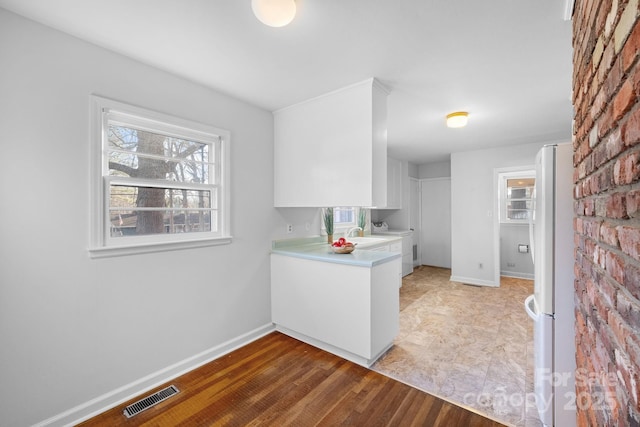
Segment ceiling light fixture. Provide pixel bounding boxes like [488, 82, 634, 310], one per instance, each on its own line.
[446, 111, 469, 128]
[252, 0, 297, 27]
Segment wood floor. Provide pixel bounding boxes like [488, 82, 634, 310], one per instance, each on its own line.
[79, 332, 505, 426]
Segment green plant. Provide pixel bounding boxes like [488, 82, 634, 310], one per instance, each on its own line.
[357, 209, 367, 229]
[323, 207, 334, 235]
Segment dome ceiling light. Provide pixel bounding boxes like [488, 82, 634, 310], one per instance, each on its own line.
[446, 111, 469, 128]
[251, 0, 297, 27]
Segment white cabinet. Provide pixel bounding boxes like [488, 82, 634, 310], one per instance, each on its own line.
[271, 253, 400, 367]
[384, 157, 402, 209]
[372, 231, 413, 277]
[401, 234, 413, 276]
[273, 78, 389, 207]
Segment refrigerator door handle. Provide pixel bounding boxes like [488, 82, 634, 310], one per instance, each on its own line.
[528, 186, 536, 264]
[525, 294, 537, 320]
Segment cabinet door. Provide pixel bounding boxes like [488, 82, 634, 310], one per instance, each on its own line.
[273, 78, 388, 207]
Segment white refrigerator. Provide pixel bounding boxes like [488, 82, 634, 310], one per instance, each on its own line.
[524, 143, 576, 427]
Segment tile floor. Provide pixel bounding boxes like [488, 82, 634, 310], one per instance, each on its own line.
[372, 265, 542, 427]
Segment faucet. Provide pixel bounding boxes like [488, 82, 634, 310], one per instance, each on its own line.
[344, 227, 362, 238]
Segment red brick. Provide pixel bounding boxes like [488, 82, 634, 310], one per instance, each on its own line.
[599, 101, 616, 138]
[614, 152, 640, 185]
[585, 218, 602, 239]
[622, 106, 640, 147]
[614, 348, 640, 410]
[617, 290, 640, 337]
[628, 190, 640, 218]
[623, 18, 640, 73]
[586, 198, 597, 216]
[606, 128, 625, 159]
[613, 77, 636, 122]
[601, 274, 619, 307]
[601, 221, 620, 247]
[605, 51, 624, 97]
[598, 163, 614, 192]
[629, 340, 640, 380]
[624, 263, 640, 301]
[606, 250, 626, 283]
[609, 309, 631, 350]
[607, 192, 628, 218]
[618, 226, 640, 261]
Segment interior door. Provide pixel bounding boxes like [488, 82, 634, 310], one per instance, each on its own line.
[420, 178, 451, 268]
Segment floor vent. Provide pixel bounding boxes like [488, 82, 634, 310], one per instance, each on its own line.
[123, 385, 179, 418]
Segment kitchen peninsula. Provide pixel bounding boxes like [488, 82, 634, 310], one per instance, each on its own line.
[271, 236, 401, 367]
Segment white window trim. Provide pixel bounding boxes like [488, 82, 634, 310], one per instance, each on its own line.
[89, 95, 231, 258]
[498, 169, 535, 224]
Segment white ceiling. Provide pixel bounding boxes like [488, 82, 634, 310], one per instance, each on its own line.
[0, 0, 573, 164]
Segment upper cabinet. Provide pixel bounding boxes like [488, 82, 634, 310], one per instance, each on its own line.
[385, 157, 403, 209]
[274, 78, 389, 207]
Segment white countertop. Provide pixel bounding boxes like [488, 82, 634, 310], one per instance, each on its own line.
[271, 236, 401, 267]
[372, 229, 413, 237]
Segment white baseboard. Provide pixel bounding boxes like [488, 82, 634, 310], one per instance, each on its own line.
[500, 271, 534, 280]
[35, 323, 275, 427]
[274, 325, 390, 368]
[449, 275, 498, 287]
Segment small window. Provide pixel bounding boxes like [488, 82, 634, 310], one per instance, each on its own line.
[333, 207, 356, 227]
[90, 96, 231, 257]
[500, 171, 535, 223]
[321, 207, 367, 236]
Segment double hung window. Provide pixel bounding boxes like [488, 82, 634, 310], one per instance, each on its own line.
[90, 96, 231, 257]
[499, 171, 535, 223]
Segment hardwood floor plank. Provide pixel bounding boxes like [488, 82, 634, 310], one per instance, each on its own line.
[79, 332, 505, 427]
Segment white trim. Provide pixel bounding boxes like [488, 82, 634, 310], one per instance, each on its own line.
[498, 169, 535, 224]
[450, 275, 499, 288]
[90, 95, 232, 255]
[88, 236, 233, 258]
[493, 165, 535, 289]
[34, 324, 275, 427]
[563, 0, 574, 21]
[500, 271, 535, 280]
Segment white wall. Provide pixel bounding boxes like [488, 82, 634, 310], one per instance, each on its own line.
[0, 9, 285, 426]
[500, 224, 534, 279]
[418, 160, 451, 179]
[450, 141, 548, 286]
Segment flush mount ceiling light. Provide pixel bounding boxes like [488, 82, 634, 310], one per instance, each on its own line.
[446, 111, 469, 128]
[252, 0, 297, 27]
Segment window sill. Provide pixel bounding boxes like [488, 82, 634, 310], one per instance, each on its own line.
[89, 236, 233, 259]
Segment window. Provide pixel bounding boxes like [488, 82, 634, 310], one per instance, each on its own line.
[90, 96, 231, 257]
[499, 171, 535, 223]
[333, 207, 356, 227]
[321, 207, 368, 235]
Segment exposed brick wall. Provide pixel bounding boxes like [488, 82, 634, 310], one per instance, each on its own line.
[573, 0, 640, 425]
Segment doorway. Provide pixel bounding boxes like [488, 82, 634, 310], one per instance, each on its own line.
[494, 167, 535, 281]
[420, 178, 451, 268]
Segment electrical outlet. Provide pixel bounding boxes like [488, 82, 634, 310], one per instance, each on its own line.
[507, 262, 516, 268]
[286, 224, 293, 233]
